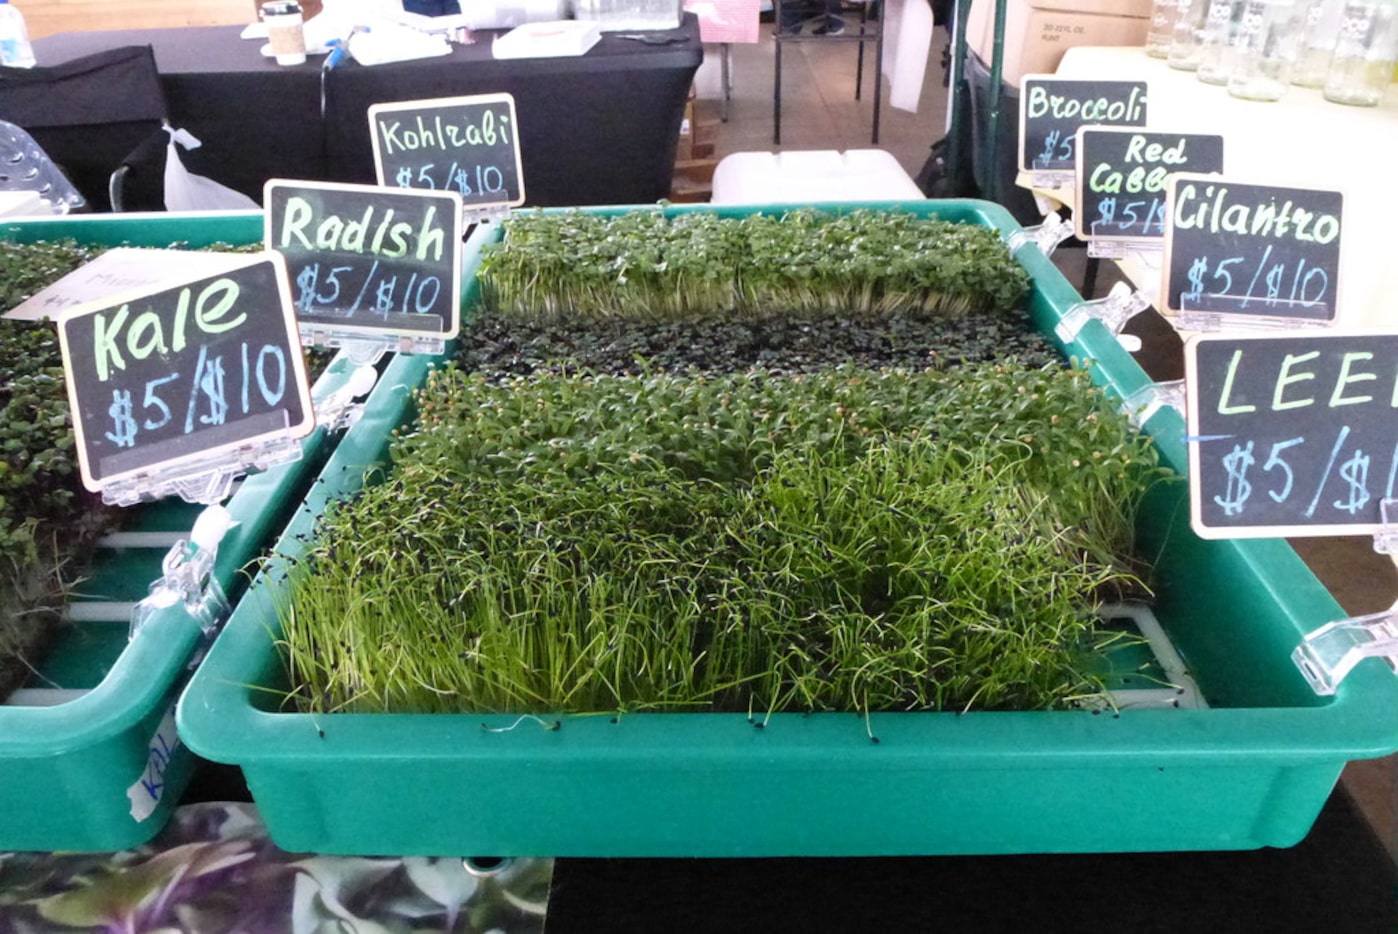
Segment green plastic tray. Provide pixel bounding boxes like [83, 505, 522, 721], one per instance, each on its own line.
[0, 212, 355, 852]
[178, 201, 1398, 857]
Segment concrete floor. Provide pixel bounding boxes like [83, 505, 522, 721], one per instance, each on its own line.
[687, 19, 1396, 863]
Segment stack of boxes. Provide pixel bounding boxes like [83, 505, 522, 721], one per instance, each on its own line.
[965, 0, 1152, 85]
[671, 85, 721, 202]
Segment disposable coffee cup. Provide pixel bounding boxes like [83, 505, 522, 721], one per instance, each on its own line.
[262, 1, 306, 66]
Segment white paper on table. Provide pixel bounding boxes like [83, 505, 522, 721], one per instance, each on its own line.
[5, 249, 256, 322]
[881, 0, 935, 114]
[348, 20, 454, 65]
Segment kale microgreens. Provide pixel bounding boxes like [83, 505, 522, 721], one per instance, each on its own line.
[0, 238, 284, 700]
[0, 241, 106, 699]
[274, 209, 1171, 718]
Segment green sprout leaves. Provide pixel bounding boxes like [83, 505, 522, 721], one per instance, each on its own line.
[283, 364, 1164, 717]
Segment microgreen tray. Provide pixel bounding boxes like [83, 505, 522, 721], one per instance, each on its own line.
[0, 211, 355, 852]
[177, 201, 1398, 857]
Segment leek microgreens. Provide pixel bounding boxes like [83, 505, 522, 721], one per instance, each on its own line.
[280, 363, 1166, 717]
[475, 209, 1030, 324]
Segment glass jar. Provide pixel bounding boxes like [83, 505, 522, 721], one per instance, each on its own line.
[1293, 0, 1347, 86]
[1323, 0, 1398, 104]
[1197, 0, 1244, 84]
[1169, 0, 1213, 68]
[1227, 0, 1304, 99]
[1147, 0, 1181, 57]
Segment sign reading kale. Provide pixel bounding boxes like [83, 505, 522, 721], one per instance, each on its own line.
[1017, 77, 1147, 174]
[57, 254, 314, 493]
[369, 92, 525, 211]
[265, 180, 464, 342]
[1163, 175, 1343, 321]
[1185, 331, 1398, 537]
[1074, 129, 1224, 242]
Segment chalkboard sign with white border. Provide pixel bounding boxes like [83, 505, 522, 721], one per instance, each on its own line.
[1017, 76, 1148, 175]
[1184, 330, 1398, 538]
[369, 92, 525, 211]
[57, 253, 314, 495]
[1074, 128, 1224, 242]
[1162, 174, 1343, 323]
[265, 179, 464, 343]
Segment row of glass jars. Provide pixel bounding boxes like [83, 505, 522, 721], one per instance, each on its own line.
[1146, 0, 1398, 105]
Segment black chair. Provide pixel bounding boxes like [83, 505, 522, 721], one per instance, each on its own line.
[0, 45, 167, 212]
[107, 121, 174, 213]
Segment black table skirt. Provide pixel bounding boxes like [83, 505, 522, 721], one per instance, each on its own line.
[33, 18, 703, 207]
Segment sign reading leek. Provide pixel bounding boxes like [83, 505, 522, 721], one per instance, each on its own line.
[1184, 331, 1398, 537]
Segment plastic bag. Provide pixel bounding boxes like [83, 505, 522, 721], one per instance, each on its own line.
[163, 126, 258, 212]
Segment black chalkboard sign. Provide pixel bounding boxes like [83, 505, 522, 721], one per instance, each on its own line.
[1185, 331, 1398, 537]
[369, 92, 525, 211]
[1017, 77, 1147, 174]
[1162, 175, 1343, 321]
[1074, 128, 1223, 242]
[57, 254, 314, 493]
[265, 180, 464, 342]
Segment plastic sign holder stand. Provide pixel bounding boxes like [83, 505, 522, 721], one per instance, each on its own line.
[128, 505, 233, 651]
[1087, 236, 1161, 262]
[302, 331, 446, 369]
[1007, 210, 1074, 260]
[99, 421, 304, 508]
[313, 361, 380, 434]
[1056, 280, 1151, 351]
[1030, 170, 1075, 193]
[1122, 378, 1186, 431]
[1176, 295, 1333, 334]
[1292, 498, 1398, 695]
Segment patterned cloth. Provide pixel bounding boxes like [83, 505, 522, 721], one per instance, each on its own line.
[0, 802, 551, 933]
[684, 0, 762, 43]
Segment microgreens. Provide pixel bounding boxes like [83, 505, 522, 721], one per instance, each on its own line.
[281, 363, 1165, 717]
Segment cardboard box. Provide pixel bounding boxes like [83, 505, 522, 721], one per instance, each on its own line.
[967, 0, 1150, 86]
[670, 157, 717, 202]
[677, 97, 721, 163]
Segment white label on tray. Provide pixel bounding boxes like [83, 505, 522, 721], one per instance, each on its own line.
[5, 248, 252, 322]
[127, 703, 180, 822]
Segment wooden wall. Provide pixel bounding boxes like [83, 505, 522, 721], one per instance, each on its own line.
[13, 0, 255, 39]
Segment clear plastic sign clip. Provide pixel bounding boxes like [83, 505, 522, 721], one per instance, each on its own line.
[1176, 295, 1332, 334]
[1007, 211, 1074, 259]
[1030, 169, 1075, 192]
[313, 363, 380, 433]
[1292, 498, 1398, 695]
[303, 330, 447, 366]
[464, 204, 511, 228]
[1292, 599, 1398, 697]
[128, 505, 234, 649]
[1056, 280, 1151, 349]
[100, 429, 304, 508]
[1374, 497, 1398, 556]
[1086, 238, 1163, 261]
[1121, 378, 1186, 431]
